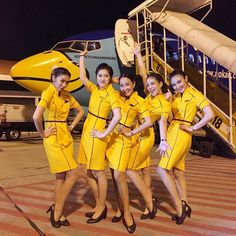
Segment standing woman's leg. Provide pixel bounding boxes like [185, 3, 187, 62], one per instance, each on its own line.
[157, 167, 182, 216]
[173, 168, 187, 201]
[173, 168, 192, 222]
[141, 166, 153, 216]
[54, 173, 66, 220]
[78, 144, 99, 213]
[141, 166, 152, 199]
[54, 167, 80, 220]
[126, 169, 154, 213]
[54, 173, 66, 203]
[114, 170, 133, 226]
[86, 170, 108, 223]
[86, 169, 99, 212]
[110, 169, 123, 219]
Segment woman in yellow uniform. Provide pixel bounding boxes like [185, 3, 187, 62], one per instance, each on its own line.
[125, 46, 172, 219]
[157, 69, 215, 224]
[77, 52, 121, 224]
[107, 74, 155, 234]
[127, 73, 171, 218]
[33, 67, 84, 228]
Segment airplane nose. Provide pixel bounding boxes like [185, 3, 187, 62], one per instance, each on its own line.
[10, 50, 82, 94]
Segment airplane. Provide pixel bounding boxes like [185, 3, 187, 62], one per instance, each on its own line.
[0, 60, 21, 90]
[0, 59, 39, 103]
[10, 16, 236, 108]
[10, 28, 129, 107]
[7, 0, 236, 157]
[9, 19, 158, 107]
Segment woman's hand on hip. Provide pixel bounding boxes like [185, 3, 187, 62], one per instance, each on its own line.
[43, 126, 57, 138]
[180, 124, 193, 133]
[90, 128, 106, 139]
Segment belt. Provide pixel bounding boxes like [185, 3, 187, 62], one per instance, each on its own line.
[88, 110, 109, 121]
[44, 120, 66, 123]
[173, 119, 192, 124]
[118, 122, 131, 129]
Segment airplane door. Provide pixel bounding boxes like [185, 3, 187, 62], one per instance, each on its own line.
[115, 19, 136, 67]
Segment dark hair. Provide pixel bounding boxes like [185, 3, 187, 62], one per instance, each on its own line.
[119, 73, 135, 83]
[95, 63, 113, 78]
[50, 67, 71, 81]
[169, 69, 187, 81]
[135, 75, 146, 98]
[147, 72, 169, 93]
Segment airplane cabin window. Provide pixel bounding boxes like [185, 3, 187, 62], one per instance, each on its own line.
[87, 42, 101, 51]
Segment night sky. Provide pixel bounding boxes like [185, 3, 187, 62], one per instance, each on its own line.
[0, 0, 235, 61]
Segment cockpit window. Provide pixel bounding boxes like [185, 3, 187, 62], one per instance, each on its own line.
[51, 40, 101, 52]
[51, 41, 73, 50]
[71, 41, 87, 51]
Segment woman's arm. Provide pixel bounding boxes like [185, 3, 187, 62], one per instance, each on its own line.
[180, 105, 215, 132]
[33, 106, 57, 138]
[190, 105, 215, 131]
[91, 107, 121, 139]
[112, 76, 119, 84]
[124, 116, 152, 137]
[79, 51, 89, 87]
[157, 116, 172, 157]
[159, 116, 168, 141]
[168, 110, 173, 124]
[67, 105, 85, 132]
[133, 43, 148, 91]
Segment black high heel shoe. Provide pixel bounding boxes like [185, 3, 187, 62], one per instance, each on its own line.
[85, 211, 95, 218]
[46, 205, 61, 228]
[60, 218, 70, 226]
[172, 214, 177, 221]
[172, 201, 192, 221]
[122, 214, 136, 234]
[140, 212, 150, 220]
[111, 212, 123, 223]
[183, 200, 192, 218]
[87, 206, 107, 224]
[176, 200, 188, 225]
[149, 197, 158, 219]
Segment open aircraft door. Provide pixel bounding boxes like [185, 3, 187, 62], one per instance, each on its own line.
[115, 19, 137, 67]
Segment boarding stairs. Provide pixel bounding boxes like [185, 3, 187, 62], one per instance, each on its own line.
[126, 0, 236, 156]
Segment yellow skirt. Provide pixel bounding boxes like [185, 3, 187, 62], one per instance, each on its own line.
[127, 128, 154, 170]
[158, 122, 192, 171]
[44, 123, 77, 173]
[106, 129, 133, 172]
[77, 113, 109, 170]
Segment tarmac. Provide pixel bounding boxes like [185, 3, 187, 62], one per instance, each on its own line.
[1, 132, 236, 236]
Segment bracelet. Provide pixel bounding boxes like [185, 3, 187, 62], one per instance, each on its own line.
[161, 139, 166, 142]
[190, 126, 195, 132]
[130, 131, 134, 136]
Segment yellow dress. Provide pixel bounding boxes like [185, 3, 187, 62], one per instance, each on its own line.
[77, 81, 120, 170]
[128, 94, 171, 170]
[158, 87, 210, 171]
[38, 84, 80, 173]
[107, 92, 150, 172]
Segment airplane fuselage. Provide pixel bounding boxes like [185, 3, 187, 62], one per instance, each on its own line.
[10, 30, 121, 107]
